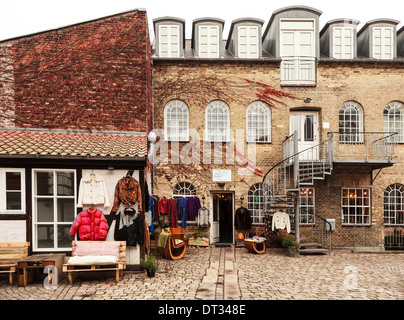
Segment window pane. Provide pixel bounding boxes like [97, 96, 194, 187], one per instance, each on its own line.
[36, 171, 53, 195]
[57, 198, 75, 222]
[37, 225, 54, 248]
[57, 171, 74, 196]
[6, 192, 21, 210]
[6, 172, 21, 190]
[58, 225, 72, 248]
[37, 198, 54, 222]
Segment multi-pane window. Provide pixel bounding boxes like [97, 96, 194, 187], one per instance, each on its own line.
[199, 25, 220, 58]
[332, 27, 354, 59]
[247, 101, 271, 142]
[33, 169, 76, 251]
[339, 101, 364, 142]
[299, 188, 315, 224]
[205, 100, 230, 142]
[248, 183, 265, 224]
[342, 188, 371, 225]
[384, 183, 404, 225]
[158, 25, 180, 58]
[173, 182, 197, 223]
[0, 168, 25, 214]
[372, 27, 394, 59]
[238, 26, 259, 58]
[383, 101, 404, 142]
[164, 100, 189, 141]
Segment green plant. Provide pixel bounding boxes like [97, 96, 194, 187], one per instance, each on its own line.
[187, 229, 207, 239]
[282, 236, 300, 255]
[140, 255, 158, 272]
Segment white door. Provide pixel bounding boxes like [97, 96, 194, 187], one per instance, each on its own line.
[210, 194, 220, 243]
[290, 111, 319, 160]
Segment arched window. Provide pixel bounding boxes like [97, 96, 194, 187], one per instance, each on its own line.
[384, 183, 404, 225]
[247, 101, 271, 142]
[248, 183, 265, 224]
[339, 101, 364, 142]
[205, 100, 230, 142]
[383, 101, 404, 142]
[172, 182, 197, 223]
[164, 100, 189, 141]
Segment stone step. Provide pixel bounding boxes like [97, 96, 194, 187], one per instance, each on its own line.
[299, 248, 329, 255]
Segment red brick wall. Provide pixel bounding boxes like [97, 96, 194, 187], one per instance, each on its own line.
[1, 10, 152, 132]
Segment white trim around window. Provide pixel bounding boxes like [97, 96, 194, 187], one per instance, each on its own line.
[342, 188, 371, 225]
[198, 25, 220, 58]
[164, 100, 190, 141]
[158, 24, 181, 58]
[246, 101, 271, 143]
[205, 100, 231, 142]
[332, 26, 354, 59]
[0, 168, 25, 214]
[238, 25, 260, 58]
[32, 169, 77, 252]
[372, 26, 394, 59]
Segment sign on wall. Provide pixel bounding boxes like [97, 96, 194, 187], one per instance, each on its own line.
[212, 169, 231, 182]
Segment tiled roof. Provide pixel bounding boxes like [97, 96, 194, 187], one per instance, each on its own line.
[0, 129, 148, 159]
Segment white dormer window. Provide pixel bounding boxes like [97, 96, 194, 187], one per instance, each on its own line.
[158, 25, 180, 58]
[372, 27, 393, 59]
[332, 27, 354, 59]
[199, 25, 220, 58]
[238, 26, 259, 58]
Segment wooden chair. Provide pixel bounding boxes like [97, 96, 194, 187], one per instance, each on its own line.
[244, 238, 266, 254]
[158, 228, 188, 260]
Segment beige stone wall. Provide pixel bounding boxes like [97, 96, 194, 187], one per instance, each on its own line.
[152, 59, 404, 247]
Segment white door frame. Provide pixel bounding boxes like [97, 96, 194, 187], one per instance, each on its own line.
[209, 191, 234, 244]
[290, 111, 319, 160]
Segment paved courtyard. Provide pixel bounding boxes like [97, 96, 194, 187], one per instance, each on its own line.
[0, 246, 403, 301]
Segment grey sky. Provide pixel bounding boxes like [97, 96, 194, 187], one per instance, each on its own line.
[0, 0, 403, 41]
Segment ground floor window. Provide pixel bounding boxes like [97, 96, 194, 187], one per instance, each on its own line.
[248, 183, 264, 224]
[32, 169, 76, 251]
[342, 188, 371, 225]
[0, 168, 25, 214]
[172, 181, 197, 223]
[384, 183, 404, 225]
[299, 188, 315, 224]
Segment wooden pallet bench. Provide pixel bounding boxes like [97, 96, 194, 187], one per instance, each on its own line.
[63, 241, 126, 284]
[0, 242, 30, 285]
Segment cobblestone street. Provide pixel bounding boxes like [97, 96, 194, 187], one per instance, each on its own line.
[1, 246, 403, 301]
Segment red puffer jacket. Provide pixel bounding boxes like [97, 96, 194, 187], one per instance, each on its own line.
[70, 207, 109, 240]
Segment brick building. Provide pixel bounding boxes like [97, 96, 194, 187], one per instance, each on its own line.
[0, 9, 152, 264]
[151, 6, 404, 251]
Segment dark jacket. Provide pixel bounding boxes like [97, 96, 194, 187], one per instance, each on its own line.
[235, 206, 252, 230]
[114, 210, 144, 246]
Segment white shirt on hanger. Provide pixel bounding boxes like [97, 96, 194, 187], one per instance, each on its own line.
[77, 173, 110, 208]
[272, 211, 291, 233]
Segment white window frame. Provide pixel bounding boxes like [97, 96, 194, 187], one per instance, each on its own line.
[198, 25, 220, 58]
[164, 100, 190, 141]
[339, 101, 364, 143]
[372, 26, 394, 59]
[248, 183, 265, 224]
[158, 25, 181, 58]
[238, 25, 260, 58]
[383, 101, 404, 143]
[246, 101, 271, 143]
[299, 188, 315, 225]
[0, 168, 25, 214]
[342, 188, 371, 226]
[384, 183, 404, 226]
[332, 26, 354, 59]
[32, 169, 77, 252]
[172, 182, 197, 224]
[205, 100, 231, 142]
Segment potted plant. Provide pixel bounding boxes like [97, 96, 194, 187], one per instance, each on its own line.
[282, 236, 300, 257]
[140, 255, 158, 277]
[187, 229, 209, 247]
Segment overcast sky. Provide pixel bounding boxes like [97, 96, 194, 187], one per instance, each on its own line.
[0, 0, 403, 41]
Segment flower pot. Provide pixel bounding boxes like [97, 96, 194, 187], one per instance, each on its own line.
[146, 269, 156, 277]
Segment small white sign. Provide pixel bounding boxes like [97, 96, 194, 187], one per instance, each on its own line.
[323, 122, 330, 129]
[213, 169, 231, 182]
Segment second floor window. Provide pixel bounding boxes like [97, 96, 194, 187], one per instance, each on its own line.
[383, 101, 404, 142]
[158, 25, 180, 58]
[205, 100, 230, 142]
[238, 26, 259, 58]
[372, 27, 394, 59]
[247, 101, 271, 142]
[332, 26, 354, 59]
[199, 25, 220, 58]
[164, 100, 189, 141]
[339, 101, 364, 142]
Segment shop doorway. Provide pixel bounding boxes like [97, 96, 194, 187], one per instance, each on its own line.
[210, 192, 234, 244]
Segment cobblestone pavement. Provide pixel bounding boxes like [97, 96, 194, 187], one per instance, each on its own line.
[1, 246, 403, 300]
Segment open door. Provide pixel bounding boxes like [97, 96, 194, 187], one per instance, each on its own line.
[290, 111, 319, 160]
[210, 193, 234, 244]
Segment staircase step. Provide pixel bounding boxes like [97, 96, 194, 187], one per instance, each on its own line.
[299, 242, 324, 249]
[299, 248, 329, 255]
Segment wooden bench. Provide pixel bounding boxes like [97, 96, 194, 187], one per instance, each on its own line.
[63, 241, 126, 283]
[0, 242, 30, 285]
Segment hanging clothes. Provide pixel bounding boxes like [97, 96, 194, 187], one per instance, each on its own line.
[235, 206, 252, 230]
[198, 206, 209, 228]
[158, 197, 169, 216]
[111, 176, 143, 215]
[168, 198, 178, 228]
[70, 207, 109, 241]
[145, 194, 154, 232]
[76, 173, 110, 208]
[114, 208, 144, 246]
[272, 211, 291, 233]
[186, 196, 201, 217]
[177, 197, 188, 228]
